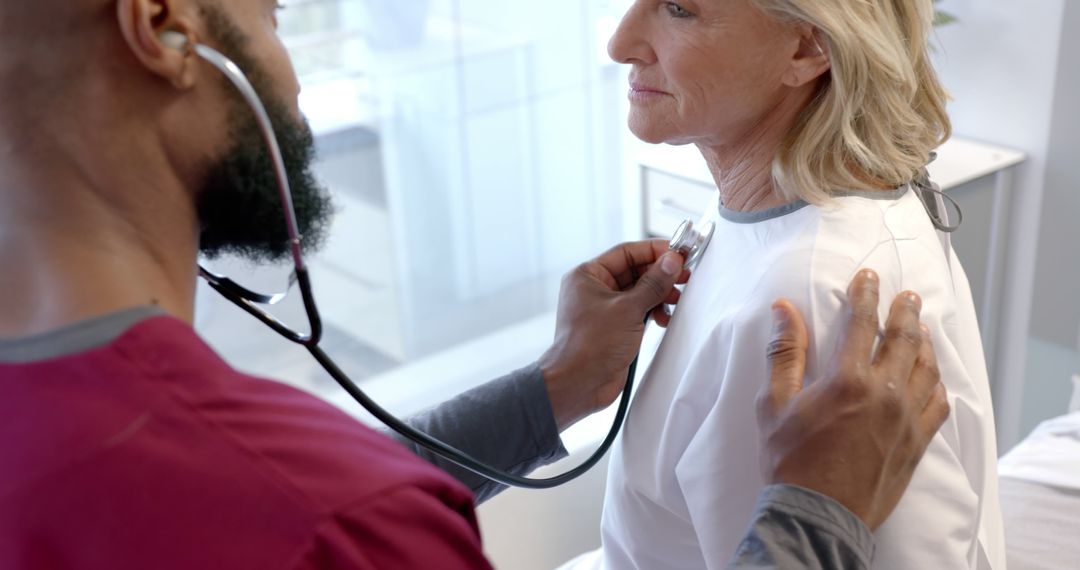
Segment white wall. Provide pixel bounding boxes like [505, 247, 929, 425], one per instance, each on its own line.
[932, 0, 1068, 449]
[1026, 0, 1080, 433]
[1031, 1, 1080, 348]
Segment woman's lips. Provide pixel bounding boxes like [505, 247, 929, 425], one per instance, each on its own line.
[629, 83, 670, 103]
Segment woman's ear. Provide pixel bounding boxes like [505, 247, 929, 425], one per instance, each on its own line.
[115, 0, 199, 89]
[783, 24, 831, 88]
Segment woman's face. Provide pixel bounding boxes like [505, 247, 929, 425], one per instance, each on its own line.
[608, 0, 805, 147]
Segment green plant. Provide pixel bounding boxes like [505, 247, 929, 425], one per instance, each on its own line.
[934, 0, 957, 26]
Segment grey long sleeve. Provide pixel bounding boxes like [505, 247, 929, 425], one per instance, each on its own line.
[729, 485, 875, 570]
[385, 362, 569, 504]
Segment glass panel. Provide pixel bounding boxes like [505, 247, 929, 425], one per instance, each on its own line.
[195, 0, 636, 410]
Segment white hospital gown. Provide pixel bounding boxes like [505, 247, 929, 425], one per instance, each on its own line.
[569, 187, 1005, 569]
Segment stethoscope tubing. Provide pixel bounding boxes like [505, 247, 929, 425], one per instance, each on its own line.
[190, 38, 646, 489]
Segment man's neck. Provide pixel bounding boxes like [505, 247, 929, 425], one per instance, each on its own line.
[0, 143, 200, 339]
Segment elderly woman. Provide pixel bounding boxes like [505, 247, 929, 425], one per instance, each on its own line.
[567, 0, 1005, 568]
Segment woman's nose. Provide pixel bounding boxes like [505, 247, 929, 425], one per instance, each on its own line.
[608, 3, 655, 65]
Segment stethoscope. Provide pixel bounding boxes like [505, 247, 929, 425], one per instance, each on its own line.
[163, 32, 716, 489]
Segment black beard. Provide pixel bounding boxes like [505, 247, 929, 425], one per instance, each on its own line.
[196, 101, 333, 263]
[194, 5, 334, 264]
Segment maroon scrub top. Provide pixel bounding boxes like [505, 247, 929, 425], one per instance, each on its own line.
[0, 315, 493, 569]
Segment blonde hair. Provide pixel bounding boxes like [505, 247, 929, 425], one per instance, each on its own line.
[751, 0, 951, 203]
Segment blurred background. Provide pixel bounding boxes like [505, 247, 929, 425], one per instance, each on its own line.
[192, 1, 1080, 567]
[197, 0, 633, 424]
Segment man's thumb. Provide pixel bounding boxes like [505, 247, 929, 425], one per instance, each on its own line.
[630, 252, 682, 309]
[764, 300, 809, 410]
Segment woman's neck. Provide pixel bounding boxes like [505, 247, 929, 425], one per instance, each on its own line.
[696, 91, 814, 213]
[697, 141, 786, 212]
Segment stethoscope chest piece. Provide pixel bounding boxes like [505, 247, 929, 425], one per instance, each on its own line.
[669, 220, 715, 271]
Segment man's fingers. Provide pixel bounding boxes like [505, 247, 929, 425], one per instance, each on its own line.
[762, 299, 810, 413]
[918, 382, 950, 443]
[873, 291, 924, 382]
[627, 252, 684, 310]
[595, 239, 671, 290]
[908, 325, 940, 411]
[651, 306, 671, 328]
[650, 291, 681, 328]
[835, 270, 882, 370]
[628, 264, 691, 290]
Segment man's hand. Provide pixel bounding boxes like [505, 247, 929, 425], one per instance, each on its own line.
[756, 270, 950, 530]
[540, 239, 690, 431]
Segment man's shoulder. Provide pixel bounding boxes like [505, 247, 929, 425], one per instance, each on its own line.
[117, 315, 476, 513]
[167, 342, 490, 569]
[209, 375, 463, 505]
[1, 314, 483, 570]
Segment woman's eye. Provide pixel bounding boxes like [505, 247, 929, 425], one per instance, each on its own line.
[664, 2, 693, 18]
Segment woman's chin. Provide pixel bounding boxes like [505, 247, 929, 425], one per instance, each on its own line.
[628, 123, 675, 145]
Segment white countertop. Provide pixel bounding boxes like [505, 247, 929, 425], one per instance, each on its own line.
[926, 137, 1026, 189]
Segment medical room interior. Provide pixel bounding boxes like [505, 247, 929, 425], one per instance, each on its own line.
[188, 1, 1080, 568]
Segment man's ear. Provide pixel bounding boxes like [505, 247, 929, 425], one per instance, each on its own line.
[115, 0, 198, 89]
[783, 24, 831, 88]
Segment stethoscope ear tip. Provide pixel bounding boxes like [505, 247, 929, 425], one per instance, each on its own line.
[159, 31, 190, 52]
